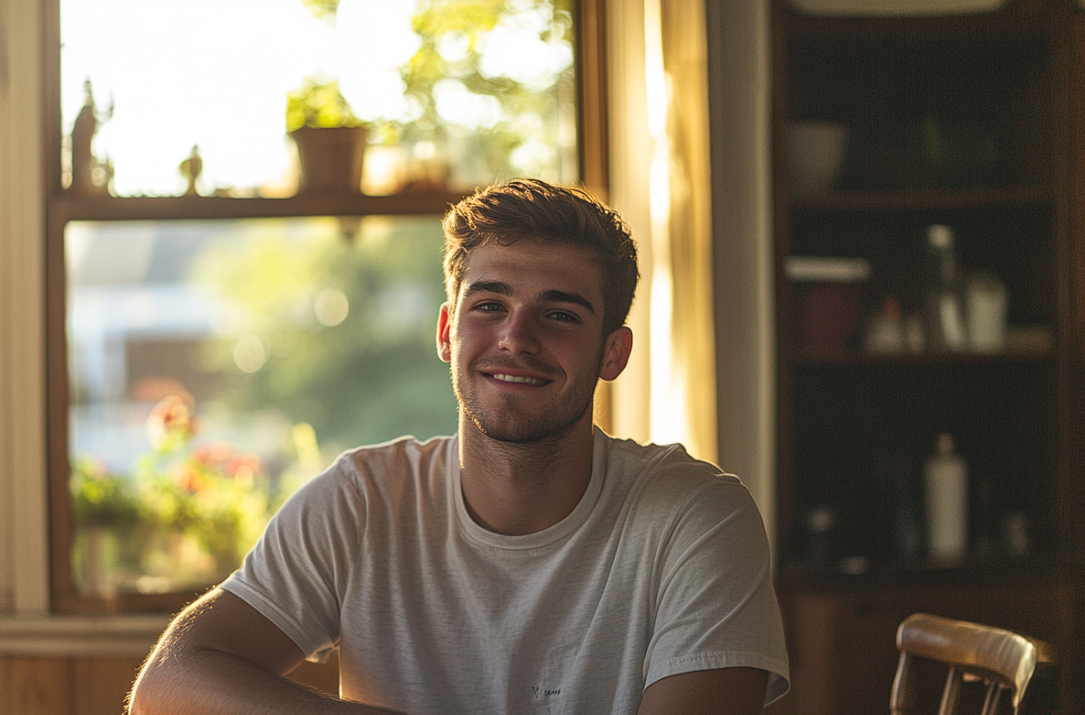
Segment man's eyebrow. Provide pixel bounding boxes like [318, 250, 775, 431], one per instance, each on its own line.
[539, 290, 596, 314]
[463, 280, 512, 298]
[462, 282, 596, 314]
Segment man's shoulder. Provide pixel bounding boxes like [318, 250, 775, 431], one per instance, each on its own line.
[303, 434, 456, 499]
[336, 434, 456, 471]
[595, 432, 769, 561]
[599, 430, 740, 488]
[597, 431, 751, 516]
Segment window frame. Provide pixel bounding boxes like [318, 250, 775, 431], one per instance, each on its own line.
[44, 0, 609, 614]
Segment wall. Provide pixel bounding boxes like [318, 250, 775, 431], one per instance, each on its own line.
[0, 0, 50, 616]
[704, 0, 776, 535]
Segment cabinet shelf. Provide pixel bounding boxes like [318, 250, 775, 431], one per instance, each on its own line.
[47, 190, 469, 223]
[794, 345, 1054, 365]
[778, 554, 1067, 591]
[783, 6, 1049, 43]
[789, 184, 1050, 212]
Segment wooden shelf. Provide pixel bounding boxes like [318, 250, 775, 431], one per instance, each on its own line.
[789, 184, 1051, 212]
[782, 2, 1051, 43]
[793, 345, 1054, 365]
[778, 554, 1068, 591]
[47, 189, 470, 223]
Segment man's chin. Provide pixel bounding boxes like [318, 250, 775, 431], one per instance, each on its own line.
[464, 407, 590, 445]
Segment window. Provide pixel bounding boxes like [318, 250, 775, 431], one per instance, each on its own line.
[50, 0, 607, 613]
[66, 216, 456, 600]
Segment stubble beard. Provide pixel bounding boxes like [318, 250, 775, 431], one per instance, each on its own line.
[451, 359, 601, 445]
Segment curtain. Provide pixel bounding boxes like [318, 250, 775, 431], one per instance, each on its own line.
[606, 0, 717, 466]
[658, 0, 717, 463]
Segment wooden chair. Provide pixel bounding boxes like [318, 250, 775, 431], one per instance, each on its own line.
[890, 613, 1053, 715]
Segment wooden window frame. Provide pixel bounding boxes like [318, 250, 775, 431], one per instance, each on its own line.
[44, 0, 609, 614]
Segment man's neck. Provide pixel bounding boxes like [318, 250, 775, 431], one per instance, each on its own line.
[458, 419, 596, 536]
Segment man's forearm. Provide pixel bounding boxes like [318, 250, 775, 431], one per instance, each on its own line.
[128, 645, 404, 715]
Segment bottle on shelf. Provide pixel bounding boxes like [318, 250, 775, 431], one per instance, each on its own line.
[923, 224, 967, 352]
[924, 432, 969, 563]
[965, 270, 1007, 352]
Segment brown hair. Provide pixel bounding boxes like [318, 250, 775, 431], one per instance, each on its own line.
[442, 179, 639, 335]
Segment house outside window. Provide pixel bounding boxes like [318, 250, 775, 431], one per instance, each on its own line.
[50, 0, 607, 614]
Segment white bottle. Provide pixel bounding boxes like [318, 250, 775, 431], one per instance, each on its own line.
[966, 271, 1007, 352]
[924, 433, 968, 562]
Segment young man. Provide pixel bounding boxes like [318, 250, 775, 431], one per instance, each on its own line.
[128, 179, 789, 715]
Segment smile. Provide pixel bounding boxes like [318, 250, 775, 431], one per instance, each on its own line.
[491, 373, 548, 386]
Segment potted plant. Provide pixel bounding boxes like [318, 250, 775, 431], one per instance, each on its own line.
[286, 76, 369, 194]
[70, 457, 145, 596]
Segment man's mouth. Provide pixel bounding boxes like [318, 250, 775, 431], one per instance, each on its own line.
[490, 373, 548, 386]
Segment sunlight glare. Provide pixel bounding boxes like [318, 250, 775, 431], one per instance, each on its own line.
[314, 288, 350, 327]
[434, 80, 502, 130]
[437, 31, 472, 63]
[233, 334, 267, 373]
[478, 8, 572, 91]
[62, 0, 414, 196]
[336, 0, 420, 122]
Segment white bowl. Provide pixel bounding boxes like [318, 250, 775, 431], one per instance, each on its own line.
[787, 122, 849, 197]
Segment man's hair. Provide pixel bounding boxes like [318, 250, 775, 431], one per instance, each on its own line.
[442, 178, 639, 335]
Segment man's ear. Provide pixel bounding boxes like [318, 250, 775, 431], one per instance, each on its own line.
[436, 302, 452, 363]
[599, 327, 633, 381]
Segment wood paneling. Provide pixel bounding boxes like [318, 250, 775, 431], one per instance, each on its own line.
[0, 658, 73, 715]
[72, 656, 145, 715]
[0, 652, 339, 714]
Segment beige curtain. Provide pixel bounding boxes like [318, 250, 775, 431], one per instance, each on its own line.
[659, 0, 717, 463]
[605, 0, 717, 465]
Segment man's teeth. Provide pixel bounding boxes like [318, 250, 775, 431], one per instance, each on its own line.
[493, 373, 545, 385]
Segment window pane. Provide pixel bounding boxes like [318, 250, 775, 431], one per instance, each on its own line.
[67, 217, 457, 596]
[60, 0, 578, 197]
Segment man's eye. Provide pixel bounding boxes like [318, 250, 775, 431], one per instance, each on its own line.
[475, 302, 503, 312]
[550, 310, 579, 322]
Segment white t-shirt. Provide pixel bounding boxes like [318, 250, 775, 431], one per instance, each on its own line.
[222, 428, 789, 714]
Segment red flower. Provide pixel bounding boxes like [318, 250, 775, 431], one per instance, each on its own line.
[146, 394, 197, 450]
[227, 454, 261, 487]
[172, 462, 207, 494]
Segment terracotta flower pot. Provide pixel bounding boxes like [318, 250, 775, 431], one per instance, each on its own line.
[291, 125, 368, 194]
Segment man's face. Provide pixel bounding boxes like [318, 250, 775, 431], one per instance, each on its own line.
[437, 238, 631, 444]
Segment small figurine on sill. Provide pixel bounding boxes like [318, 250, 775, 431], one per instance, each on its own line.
[69, 78, 113, 196]
[179, 145, 204, 196]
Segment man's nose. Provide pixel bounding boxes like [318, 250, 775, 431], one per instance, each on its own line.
[498, 310, 540, 354]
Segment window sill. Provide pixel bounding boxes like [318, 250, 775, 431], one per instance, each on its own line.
[0, 613, 169, 658]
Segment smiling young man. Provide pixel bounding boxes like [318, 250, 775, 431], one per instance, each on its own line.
[128, 179, 789, 715]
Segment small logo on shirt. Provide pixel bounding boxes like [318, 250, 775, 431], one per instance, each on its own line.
[531, 685, 562, 713]
[532, 686, 561, 700]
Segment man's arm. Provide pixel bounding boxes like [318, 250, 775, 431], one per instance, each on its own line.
[637, 667, 768, 715]
[128, 587, 405, 715]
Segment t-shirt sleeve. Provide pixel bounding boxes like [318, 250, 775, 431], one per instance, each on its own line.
[220, 458, 363, 663]
[643, 476, 790, 705]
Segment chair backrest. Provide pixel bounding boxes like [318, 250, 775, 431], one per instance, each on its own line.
[890, 613, 1049, 715]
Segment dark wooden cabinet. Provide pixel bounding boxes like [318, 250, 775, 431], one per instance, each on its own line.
[768, 1, 1084, 711]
